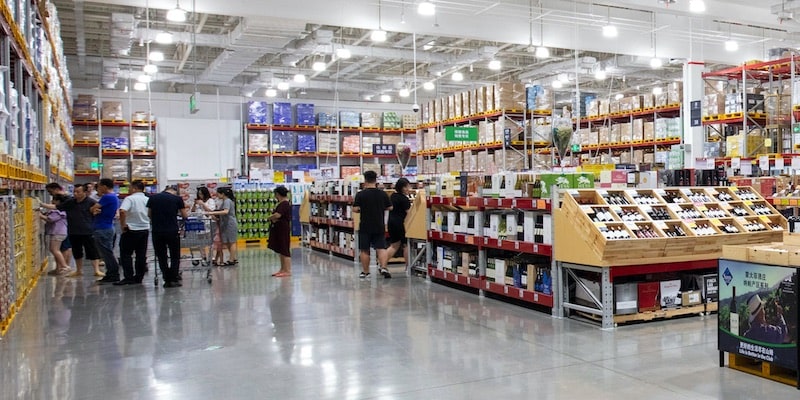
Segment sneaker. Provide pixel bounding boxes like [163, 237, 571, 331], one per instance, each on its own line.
[379, 268, 392, 279]
[359, 272, 370, 279]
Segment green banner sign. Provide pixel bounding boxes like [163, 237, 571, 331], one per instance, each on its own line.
[444, 126, 479, 142]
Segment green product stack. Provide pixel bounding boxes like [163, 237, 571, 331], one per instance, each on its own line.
[235, 189, 278, 240]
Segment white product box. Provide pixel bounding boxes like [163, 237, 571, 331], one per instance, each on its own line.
[488, 214, 501, 239]
[524, 212, 536, 243]
[506, 214, 518, 240]
[660, 279, 682, 308]
[494, 258, 506, 284]
[542, 214, 553, 244]
[447, 212, 457, 233]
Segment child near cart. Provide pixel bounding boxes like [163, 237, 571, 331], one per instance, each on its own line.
[41, 194, 71, 275]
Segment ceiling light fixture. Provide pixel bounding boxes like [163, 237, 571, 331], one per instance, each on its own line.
[650, 57, 663, 69]
[423, 81, 435, 90]
[371, 30, 387, 42]
[166, 0, 187, 22]
[312, 61, 327, 72]
[380, 94, 392, 102]
[137, 74, 152, 83]
[418, 1, 436, 16]
[552, 80, 563, 89]
[724, 23, 738, 52]
[277, 81, 290, 91]
[595, 68, 607, 80]
[336, 48, 351, 59]
[451, 71, 464, 81]
[265, 88, 277, 98]
[535, 2, 549, 58]
[602, 6, 617, 38]
[399, 88, 410, 97]
[649, 12, 661, 69]
[143, 64, 158, 74]
[372, 0, 387, 42]
[155, 31, 173, 44]
[652, 87, 663, 95]
[423, 41, 435, 50]
[133, 82, 147, 91]
[615, 93, 624, 100]
[689, 0, 706, 13]
[602, 24, 618, 38]
[148, 51, 164, 62]
[293, 73, 307, 83]
[488, 60, 502, 70]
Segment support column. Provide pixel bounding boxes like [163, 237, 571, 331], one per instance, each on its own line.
[683, 61, 705, 169]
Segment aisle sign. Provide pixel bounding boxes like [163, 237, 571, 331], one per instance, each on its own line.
[444, 126, 478, 142]
[690, 100, 702, 127]
[372, 144, 396, 155]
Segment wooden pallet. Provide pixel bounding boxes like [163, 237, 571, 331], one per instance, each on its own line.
[728, 353, 798, 386]
[705, 301, 718, 313]
[612, 304, 706, 325]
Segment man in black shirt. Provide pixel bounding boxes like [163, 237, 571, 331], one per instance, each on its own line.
[44, 183, 104, 278]
[353, 170, 393, 279]
[147, 186, 188, 288]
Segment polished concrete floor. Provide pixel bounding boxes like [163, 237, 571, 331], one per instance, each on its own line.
[1, 247, 797, 399]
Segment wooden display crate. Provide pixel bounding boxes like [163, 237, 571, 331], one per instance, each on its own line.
[557, 188, 786, 267]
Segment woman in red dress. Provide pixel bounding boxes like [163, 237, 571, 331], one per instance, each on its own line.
[269, 186, 293, 277]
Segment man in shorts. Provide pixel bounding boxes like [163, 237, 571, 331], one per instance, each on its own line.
[353, 170, 393, 279]
[45, 182, 73, 274]
[44, 184, 104, 278]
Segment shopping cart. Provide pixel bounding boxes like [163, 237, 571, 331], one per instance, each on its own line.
[153, 216, 214, 285]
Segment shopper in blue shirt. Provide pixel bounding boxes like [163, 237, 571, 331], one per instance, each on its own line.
[92, 178, 122, 284]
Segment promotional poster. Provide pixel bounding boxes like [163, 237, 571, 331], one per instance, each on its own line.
[718, 260, 798, 369]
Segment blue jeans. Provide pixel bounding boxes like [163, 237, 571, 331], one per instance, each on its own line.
[93, 228, 120, 280]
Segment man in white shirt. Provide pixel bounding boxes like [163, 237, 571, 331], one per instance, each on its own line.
[115, 180, 151, 285]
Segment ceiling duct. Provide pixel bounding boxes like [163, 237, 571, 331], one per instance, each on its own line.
[109, 13, 136, 56]
[101, 59, 120, 89]
[199, 18, 299, 84]
[428, 46, 500, 76]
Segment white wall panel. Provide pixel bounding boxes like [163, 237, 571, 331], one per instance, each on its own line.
[157, 118, 242, 183]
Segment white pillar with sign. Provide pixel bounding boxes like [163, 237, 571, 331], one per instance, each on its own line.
[683, 61, 706, 169]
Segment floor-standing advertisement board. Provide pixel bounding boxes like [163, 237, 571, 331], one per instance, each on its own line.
[718, 259, 798, 369]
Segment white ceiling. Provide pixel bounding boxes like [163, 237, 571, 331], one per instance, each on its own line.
[52, 0, 798, 102]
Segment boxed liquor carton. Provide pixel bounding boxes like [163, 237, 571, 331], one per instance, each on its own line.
[660, 279, 682, 308]
[638, 282, 660, 312]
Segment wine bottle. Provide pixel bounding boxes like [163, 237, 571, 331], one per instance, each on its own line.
[730, 286, 739, 336]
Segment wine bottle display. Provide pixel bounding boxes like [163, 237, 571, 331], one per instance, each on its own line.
[730, 286, 739, 336]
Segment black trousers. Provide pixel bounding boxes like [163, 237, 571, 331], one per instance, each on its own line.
[120, 229, 149, 282]
[152, 231, 181, 283]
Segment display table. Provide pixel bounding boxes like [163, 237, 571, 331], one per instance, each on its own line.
[555, 187, 786, 329]
[720, 239, 800, 388]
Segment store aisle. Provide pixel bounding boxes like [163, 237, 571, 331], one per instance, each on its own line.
[0, 248, 795, 400]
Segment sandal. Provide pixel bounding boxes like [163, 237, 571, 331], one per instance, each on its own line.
[272, 271, 291, 277]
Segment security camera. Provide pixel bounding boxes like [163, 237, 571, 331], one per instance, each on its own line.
[412, 103, 420, 113]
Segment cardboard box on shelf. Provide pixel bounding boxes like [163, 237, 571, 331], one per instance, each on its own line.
[610, 124, 621, 143]
[76, 157, 99, 171]
[694, 274, 718, 303]
[638, 282, 660, 312]
[619, 122, 632, 143]
[642, 94, 654, 109]
[131, 111, 153, 122]
[361, 136, 381, 153]
[643, 121, 654, 141]
[339, 111, 360, 127]
[247, 101, 268, 124]
[74, 130, 99, 142]
[681, 290, 702, 306]
[475, 87, 486, 114]
[660, 279, 682, 308]
[297, 133, 316, 152]
[703, 93, 725, 117]
[598, 126, 610, 144]
[102, 159, 129, 181]
[272, 102, 292, 125]
[101, 137, 129, 151]
[295, 103, 315, 126]
[485, 85, 496, 111]
[401, 114, 418, 129]
[316, 112, 338, 128]
[341, 135, 361, 153]
[130, 129, 154, 151]
[271, 131, 297, 152]
[615, 283, 638, 315]
[101, 101, 123, 120]
[361, 112, 381, 129]
[340, 166, 361, 179]
[632, 119, 644, 142]
[131, 159, 156, 179]
[248, 133, 269, 152]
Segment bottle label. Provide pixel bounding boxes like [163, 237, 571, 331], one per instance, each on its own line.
[730, 313, 739, 336]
